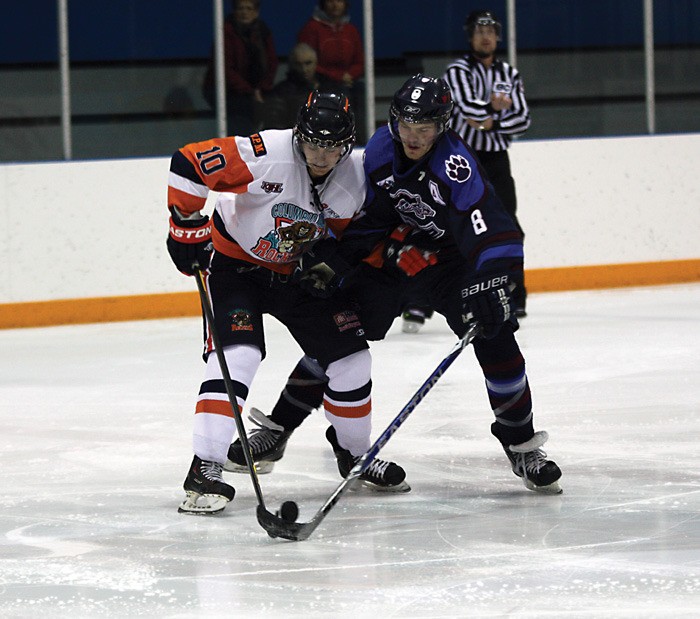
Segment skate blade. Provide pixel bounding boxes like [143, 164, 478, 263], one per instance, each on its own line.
[178, 491, 230, 515]
[223, 460, 275, 474]
[523, 478, 563, 495]
[360, 479, 412, 493]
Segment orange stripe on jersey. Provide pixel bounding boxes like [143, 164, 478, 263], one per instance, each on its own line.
[195, 399, 235, 418]
[180, 138, 254, 194]
[323, 398, 372, 419]
[168, 185, 207, 216]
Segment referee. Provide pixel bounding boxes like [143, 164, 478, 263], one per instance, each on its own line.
[444, 10, 530, 316]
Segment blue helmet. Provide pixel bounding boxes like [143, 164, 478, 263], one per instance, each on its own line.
[389, 74, 454, 137]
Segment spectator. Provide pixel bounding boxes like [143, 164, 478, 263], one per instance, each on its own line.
[443, 9, 531, 316]
[264, 43, 320, 129]
[202, 0, 278, 136]
[298, 0, 365, 140]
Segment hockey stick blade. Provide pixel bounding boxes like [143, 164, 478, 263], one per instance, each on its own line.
[256, 322, 480, 541]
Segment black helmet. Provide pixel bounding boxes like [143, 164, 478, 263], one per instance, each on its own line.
[464, 10, 502, 39]
[294, 91, 356, 151]
[389, 74, 454, 137]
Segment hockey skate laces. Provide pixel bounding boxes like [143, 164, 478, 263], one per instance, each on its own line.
[364, 458, 391, 479]
[200, 460, 225, 482]
[246, 409, 285, 450]
[516, 448, 548, 475]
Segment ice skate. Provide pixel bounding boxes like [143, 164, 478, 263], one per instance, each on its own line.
[401, 308, 426, 333]
[179, 455, 235, 515]
[326, 426, 411, 492]
[495, 428, 562, 494]
[224, 408, 293, 474]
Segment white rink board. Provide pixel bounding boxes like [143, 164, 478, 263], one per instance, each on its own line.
[1, 133, 699, 303]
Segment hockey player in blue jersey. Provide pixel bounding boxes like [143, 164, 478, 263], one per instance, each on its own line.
[227, 74, 562, 494]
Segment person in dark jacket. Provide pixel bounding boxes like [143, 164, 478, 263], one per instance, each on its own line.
[202, 0, 278, 135]
[264, 43, 320, 129]
[298, 0, 365, 140]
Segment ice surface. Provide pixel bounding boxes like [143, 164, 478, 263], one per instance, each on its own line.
[1, 284, 698, 617]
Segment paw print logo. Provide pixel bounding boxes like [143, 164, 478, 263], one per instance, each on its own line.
[445, 154, 472, 183]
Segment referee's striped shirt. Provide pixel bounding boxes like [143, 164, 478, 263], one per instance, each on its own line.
[444, 54, 530, 152]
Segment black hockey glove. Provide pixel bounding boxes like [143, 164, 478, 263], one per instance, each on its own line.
[383, 225, 438, 276]
[461, 271, 513, 339]
[294, 238, 350, 298]
[167, 207, 213, 276]
[297, 261, 344, 298]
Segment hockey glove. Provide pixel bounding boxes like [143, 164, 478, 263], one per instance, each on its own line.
[167, 207, 213, 276]
[383, 225, 438, 276]
[294, 238, 351, 298]
[297, 261, 344, 298]
[461, 272, 513, 339]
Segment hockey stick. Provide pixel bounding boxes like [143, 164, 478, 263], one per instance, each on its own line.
[256, 320, 481, 541]
[193, 267, 270, 512]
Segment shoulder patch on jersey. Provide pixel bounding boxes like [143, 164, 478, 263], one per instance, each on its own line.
[261, 181, 283, 193]
[492, 81, 512, 95]
[249, 133, 267, 157]
[445, 154, 472, 183]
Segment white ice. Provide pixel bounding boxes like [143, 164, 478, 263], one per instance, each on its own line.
[1, 284, 699, 618]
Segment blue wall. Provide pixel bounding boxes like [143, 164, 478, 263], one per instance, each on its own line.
[1, 0, 699, 64]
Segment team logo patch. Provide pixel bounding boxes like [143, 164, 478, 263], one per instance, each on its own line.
[261, 181, 283, 193]
[249, 133, 267, 157]
[445, 154, 472, 183]
[390, 188, 436, 220]
[228, 309, 254, 332]
[492, 81, 513, 95]
[333, 310, 361, 332]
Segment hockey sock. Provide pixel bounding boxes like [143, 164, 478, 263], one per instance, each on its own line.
[323, 349, 372, 456]
[270, 355, 327, 430]
[473, 327, 534, 446]
[192, 344, 262, 463]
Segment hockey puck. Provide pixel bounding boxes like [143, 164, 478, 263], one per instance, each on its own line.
[279, 500, 298, 523]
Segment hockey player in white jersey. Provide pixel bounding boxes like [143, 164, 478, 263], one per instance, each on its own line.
[166, 92, 409, 515]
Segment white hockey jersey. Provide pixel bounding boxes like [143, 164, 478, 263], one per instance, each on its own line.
[167, 128, 366, 274]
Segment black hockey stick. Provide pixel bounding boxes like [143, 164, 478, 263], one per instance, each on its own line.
[256, 320, 481, 541]
[193, 267, 271, 513]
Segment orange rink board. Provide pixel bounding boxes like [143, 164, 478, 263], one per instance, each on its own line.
[1, 258, 699, 329]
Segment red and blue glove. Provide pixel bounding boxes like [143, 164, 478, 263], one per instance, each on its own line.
[383, 225, 438, 276]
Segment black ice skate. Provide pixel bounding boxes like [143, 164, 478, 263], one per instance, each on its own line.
[493, 427, 562, 494]
[224, 408, 293, 474]
[179, 455, 235, 515]
[326, 426, 411, 493]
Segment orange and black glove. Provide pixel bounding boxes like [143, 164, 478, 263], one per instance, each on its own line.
[166, 207, 213, 276]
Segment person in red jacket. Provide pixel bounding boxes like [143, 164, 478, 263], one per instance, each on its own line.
[298, 0, 365, 139]
[202, 0, 278, 136]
